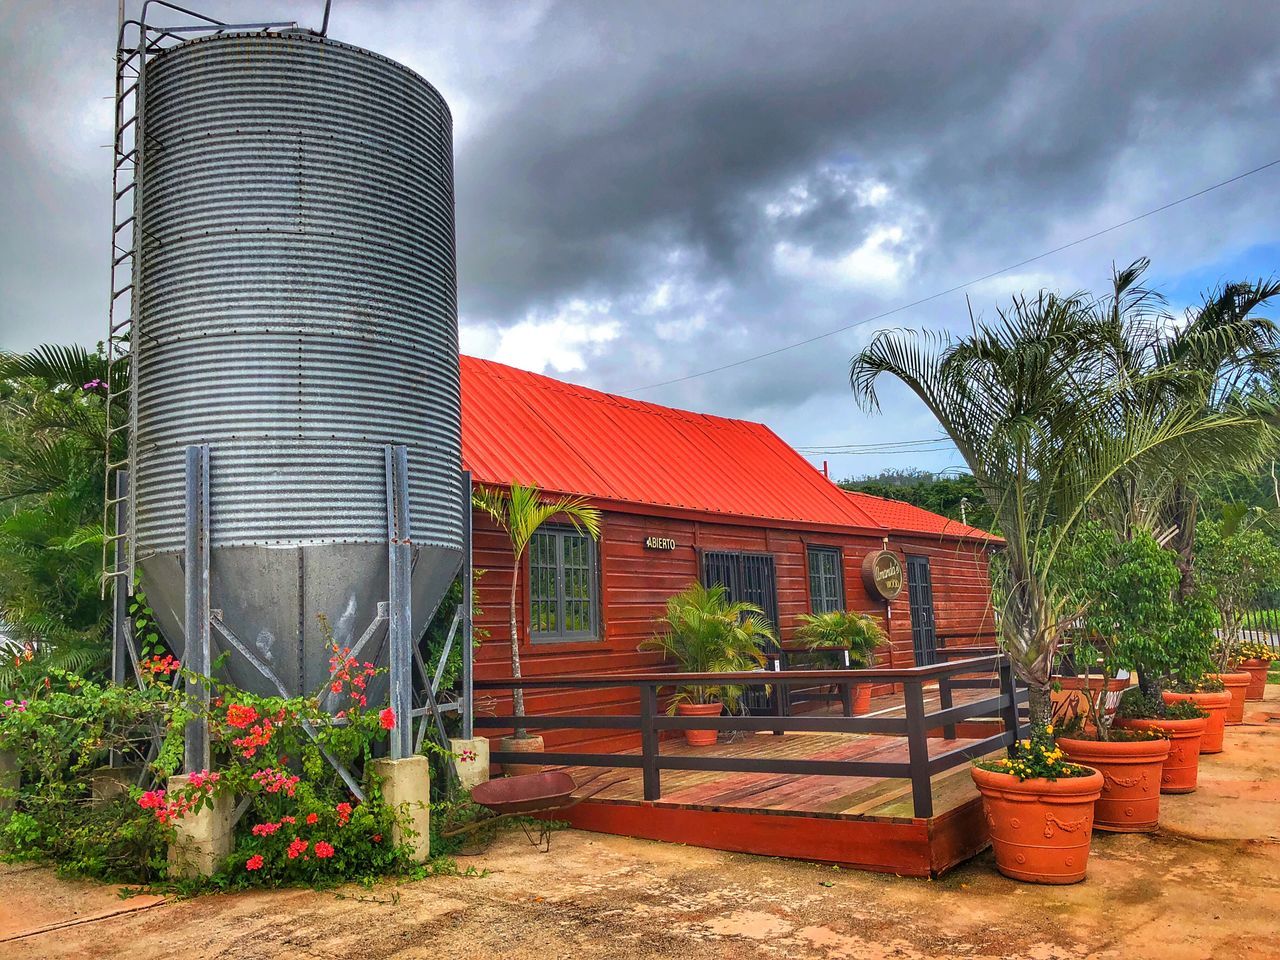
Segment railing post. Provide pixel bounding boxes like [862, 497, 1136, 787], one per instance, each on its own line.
[904, 680, 933, 819]
[640, 684, 661, 801]
[998, 656, 1022, 744]
[938, 671, 956, 741]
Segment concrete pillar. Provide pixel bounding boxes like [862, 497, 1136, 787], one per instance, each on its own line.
[450, 737, 490, 793]
[91, 765, 140, 804]
[0, 748, 17, 813]
[369, 755, 431, 863]
[167, 773, 234, 879]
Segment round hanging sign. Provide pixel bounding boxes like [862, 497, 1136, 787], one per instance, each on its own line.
[861, 549, 904, 600]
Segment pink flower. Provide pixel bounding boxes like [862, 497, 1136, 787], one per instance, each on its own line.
[314, 840, 335, 859]
[286, 838, 308, 860]
[245, 854, 264, 871]
[251, 821, 281, 837]
[379, 708, 396, 730]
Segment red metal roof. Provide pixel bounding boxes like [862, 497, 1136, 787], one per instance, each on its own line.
[460, 356, 995, 540]
[842, 490, 1001, 542]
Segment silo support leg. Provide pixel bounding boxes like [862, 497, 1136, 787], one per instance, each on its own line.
[385, 445, 414, 760]
[183, 444, 211, 774]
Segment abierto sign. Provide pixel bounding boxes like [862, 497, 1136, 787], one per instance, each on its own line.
[644, 536, 677, 551]
[861, 549, 904, 600]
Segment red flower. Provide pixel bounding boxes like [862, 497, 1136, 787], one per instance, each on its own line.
[281, 815, 296, 825]
[379, 708, 396, 730]
[314, 840, 335, 859]
[330, 681, 343, 694]
[336, 802, 352, 826]
[372, 834, 382, 843]
[245, 854, 264, 871]
[286, 838, 308, 860]
[225, 703, 259, 729]
[251, 821, 281, 837]
[305, 813, 319, 825]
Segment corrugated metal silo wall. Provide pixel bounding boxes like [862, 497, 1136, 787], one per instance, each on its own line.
[133, 32, 463, 696]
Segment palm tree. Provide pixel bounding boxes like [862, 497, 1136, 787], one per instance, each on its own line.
[1088, 263, 1280, 589]
[0, 345, 117, 686]
[471, 483, 601, 736]
[849, 276, 1263, 734]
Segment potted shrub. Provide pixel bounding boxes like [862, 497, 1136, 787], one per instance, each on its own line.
[1162, 676, 1230, 754]
[1207, 644, 1253, 725]
[794, 609, 886, 714]
[639, 583, 774, 746]
[472, 484, 602, 776]
[970, 726, 1104, 884]
[1051, 526, 1173, 832]
[1236, 640, 1275, 701]
[1197, 513, 1280, 713]
[1113, 689, 1209, 793]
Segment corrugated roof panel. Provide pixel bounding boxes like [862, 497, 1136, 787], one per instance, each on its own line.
[843, 490, 1001, 542]
[459, 356, 988, 539]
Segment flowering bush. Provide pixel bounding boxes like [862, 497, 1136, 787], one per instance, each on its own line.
[974, 725, 1093, 781]
[0, 631, 454, 888]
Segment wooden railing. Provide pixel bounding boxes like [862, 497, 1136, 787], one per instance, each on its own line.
[474, 654, 1023, 819]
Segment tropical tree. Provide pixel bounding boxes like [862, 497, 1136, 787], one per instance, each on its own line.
[470, 483, 601, 736]
[849, 274, 1264, 734]
[0, 345, 118, 686]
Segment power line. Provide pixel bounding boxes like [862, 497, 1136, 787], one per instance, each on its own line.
[795, 437, 954, 452]
[627, 156, 1280, 393]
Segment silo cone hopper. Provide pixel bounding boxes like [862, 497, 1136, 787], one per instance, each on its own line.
[119, 28, 469, 768]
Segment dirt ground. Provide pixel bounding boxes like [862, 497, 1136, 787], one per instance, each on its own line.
[4, 701, 1280, 960]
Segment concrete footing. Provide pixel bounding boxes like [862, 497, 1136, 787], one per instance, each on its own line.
[450, 738, 491, 793]
[369, 755, 431, 863]
[0, 748, 17, 813]
[167, 774, 234, 878]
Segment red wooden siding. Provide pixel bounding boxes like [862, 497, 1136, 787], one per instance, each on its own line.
[470, 502, 996, 753]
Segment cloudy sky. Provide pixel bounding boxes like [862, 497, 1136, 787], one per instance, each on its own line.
[2, 1, 1278, 480]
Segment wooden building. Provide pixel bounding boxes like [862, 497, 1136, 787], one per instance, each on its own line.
[459, 356, 999, 752]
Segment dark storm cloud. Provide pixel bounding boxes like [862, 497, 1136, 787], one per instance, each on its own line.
[2, 1, 1278, 475]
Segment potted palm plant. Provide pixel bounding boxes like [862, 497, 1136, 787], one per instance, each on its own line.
[472, 483, 601, 776]
[794, 609, 886, 714]
[639, 583, 774, 746]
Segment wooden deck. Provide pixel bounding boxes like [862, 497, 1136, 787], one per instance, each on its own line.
[546, 727, 999, 877]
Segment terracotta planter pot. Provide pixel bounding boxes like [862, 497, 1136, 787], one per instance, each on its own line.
[1241, 659, 1272, 701]
[851, 683, 872, 715]
[970, 764, 1104, 884]
[1115, 716, 1207, 793]
[1161, 690, 1230, 753]
[676, 702, 724, 746]
[1208, 672, 1251, 724]
[1058, 736, 1170, 832]
[1051, 675, 1129, 720]
[498, 733, 545, 777]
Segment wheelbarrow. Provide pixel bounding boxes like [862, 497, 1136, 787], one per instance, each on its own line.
[443, 769, 627, 852]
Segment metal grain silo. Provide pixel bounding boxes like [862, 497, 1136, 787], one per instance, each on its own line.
[131, 31, 464, 708]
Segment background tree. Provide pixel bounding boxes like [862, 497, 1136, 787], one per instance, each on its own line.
[839, 469, 996, 532]
[471, 483, 601, 737]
